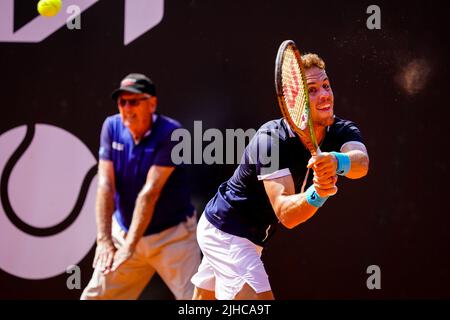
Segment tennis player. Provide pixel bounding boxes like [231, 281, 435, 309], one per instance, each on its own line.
[191, 54, 369, 300]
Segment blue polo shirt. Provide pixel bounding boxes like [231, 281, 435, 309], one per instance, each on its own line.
[204, 116, 364, 246]
[99, 113, 194, 235]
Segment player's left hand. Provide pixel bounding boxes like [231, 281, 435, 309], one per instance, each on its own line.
[108, 244, 135, 273]
[307, 152, 338, 180]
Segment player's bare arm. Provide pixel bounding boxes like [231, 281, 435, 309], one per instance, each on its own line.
[110, 165, 175, 271]
[263, 174, 337, 229]
[340, 142, 369, 179]
[93, 160, 116, 274]
[307, 142, 369, 180]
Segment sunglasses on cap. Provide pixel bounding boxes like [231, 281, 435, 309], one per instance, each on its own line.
[118, 96, 150, 107]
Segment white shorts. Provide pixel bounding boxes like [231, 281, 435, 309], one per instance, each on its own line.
[191, 214, 271, 300]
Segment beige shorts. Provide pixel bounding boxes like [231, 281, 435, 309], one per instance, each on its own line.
[81, 215, 200, 300]
[191, 214, 271, 300]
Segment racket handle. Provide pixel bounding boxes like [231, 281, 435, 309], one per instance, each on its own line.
[316, 146, 322, 155]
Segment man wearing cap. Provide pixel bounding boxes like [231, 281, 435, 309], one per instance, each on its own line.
[81, 74, 200, 300]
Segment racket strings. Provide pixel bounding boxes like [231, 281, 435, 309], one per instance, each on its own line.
[281, 47, 308, 128]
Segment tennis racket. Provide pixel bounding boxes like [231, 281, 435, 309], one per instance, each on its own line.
[275, 40, 321, 156]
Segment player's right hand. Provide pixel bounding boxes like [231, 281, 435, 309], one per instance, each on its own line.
[93, 239, 116, 274]
[313, 171, 338, 197]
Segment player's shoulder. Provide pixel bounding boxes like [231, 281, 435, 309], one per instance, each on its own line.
[257, 118, 291, 141]
[330, 115, 361, 132]
[328, 115, 364, 143]
[259, 118, 281, 130]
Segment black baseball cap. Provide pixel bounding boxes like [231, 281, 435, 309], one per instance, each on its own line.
[111, 73, 156, 100]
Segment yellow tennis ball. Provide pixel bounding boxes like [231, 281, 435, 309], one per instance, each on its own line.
[37, 0, 62, 17]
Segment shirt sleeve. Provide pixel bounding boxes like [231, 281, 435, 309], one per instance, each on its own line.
[246, 129, 291, 180]
[335, 121, 364, 149]
[99, 118, 112, 161]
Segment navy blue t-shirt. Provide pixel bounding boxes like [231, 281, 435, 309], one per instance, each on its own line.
[99, 113, 194, 235]
[204, 116, 364, 246]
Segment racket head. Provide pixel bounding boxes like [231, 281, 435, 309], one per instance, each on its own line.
[275, 40, 319, 155]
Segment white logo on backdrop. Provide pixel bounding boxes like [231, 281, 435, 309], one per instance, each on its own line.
[0, 124, 97, 279]
[0, 0, 164, 45]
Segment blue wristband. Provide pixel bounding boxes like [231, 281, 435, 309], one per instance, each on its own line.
[330, 152, 351, 176]
[305, 185, 329, 208]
